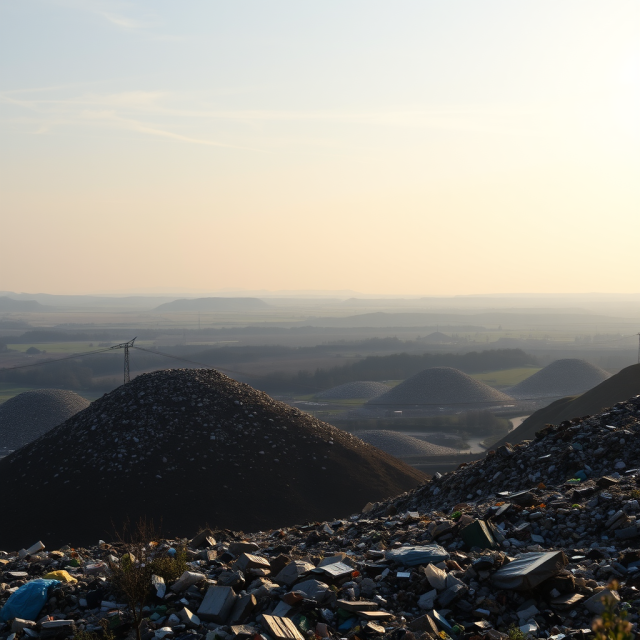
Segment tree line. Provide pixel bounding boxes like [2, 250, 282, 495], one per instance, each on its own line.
[249, 348, 536, 392]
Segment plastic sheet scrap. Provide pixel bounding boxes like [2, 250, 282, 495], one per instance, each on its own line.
[385, 544, 450, 567]
[0, 579, 61, 622]
[491, 551, 567, 590]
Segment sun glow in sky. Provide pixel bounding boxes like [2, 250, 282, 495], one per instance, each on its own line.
[1, 1, 639, 295]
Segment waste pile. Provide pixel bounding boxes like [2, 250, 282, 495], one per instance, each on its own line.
[315, 383, 390, 401]
[0, 390, 90, 453]
[507, 360, 610, 401]
[4, 398, 640, 640]
[497, 363, 640, 447]
[0, 369, 425, 550]
[355, 431, 458, 457]
[366, 368, 513, 413]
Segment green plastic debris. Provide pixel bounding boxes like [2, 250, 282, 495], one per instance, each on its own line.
[460, 520, 497, 550]
[297, 615, 313, 633]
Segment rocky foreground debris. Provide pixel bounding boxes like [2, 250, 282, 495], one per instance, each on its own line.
[4, 396, 640, 640]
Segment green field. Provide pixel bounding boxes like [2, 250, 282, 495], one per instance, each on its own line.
[469, 366, 541, 388]
[0, 384, 39, 404]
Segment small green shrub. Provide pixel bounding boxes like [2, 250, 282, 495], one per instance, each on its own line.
[147, 547, 188, 582]
[73, 620, 115, 640]
[507, 624, 526, 640]
[592, 582, 633, 640]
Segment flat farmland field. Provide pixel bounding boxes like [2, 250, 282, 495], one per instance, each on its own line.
[469, 367, 541, 389]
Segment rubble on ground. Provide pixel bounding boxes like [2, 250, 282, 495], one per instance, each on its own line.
[4, 396, 640, 640]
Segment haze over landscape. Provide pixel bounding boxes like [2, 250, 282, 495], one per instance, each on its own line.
[2, 4, 640, 640]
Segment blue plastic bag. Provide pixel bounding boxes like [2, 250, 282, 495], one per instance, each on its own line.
[0, 579, 60, 622]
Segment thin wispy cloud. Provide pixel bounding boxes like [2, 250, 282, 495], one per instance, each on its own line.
[1, 86, 608, 150]
[99, 11, 147, 30]
[81, 110, 264, 151]
[45, 0, 173, 36]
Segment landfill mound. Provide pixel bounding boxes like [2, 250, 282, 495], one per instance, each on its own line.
[367, 367, 513, 409]
[495, 363, 640, 446]
[507, 358, 610, 399]
[0, 389, 90, 452]
[369, 393, 640, 519]
[3, 400, 640, 640]
[315, 381, 390, 400]
[0, 369, 425, 549]
[356, 430, 459, 456]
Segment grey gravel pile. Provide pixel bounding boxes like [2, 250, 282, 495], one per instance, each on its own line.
[0, 389, 90, 452]
[367, 367, 514, 409]
[0, 369, 425, 548]
[507, 359, 611, 399]
[356, 430, 459, 456]
[315, 381, 390, 400]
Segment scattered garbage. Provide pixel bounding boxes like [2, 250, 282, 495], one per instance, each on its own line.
[0, 580, 60, 622]
[3, 392, 640, 640]
[491, 551, 567, 590]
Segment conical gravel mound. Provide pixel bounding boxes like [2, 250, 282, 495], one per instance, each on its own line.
[367, 367, 513, 409]
[507, 358, 610, 399]
[356, 430, 458, 456]
[0, 389, 90, 452]
[315, 381, 390, 400]
[0, 369, 426, 549]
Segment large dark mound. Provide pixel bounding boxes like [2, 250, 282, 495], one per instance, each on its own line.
[0, 369, 425, 549]
[507, 358, 610, 399]
[495, 362, 640, 446]
[367, 366, 513, 408]
[315, 381, 390, 400]
[0, 389, 90, 452]
[153, 297, 269, 312]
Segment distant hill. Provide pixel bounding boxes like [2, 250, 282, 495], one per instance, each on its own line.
[507, 358, 610, 399]
[367, 366, 514, 409]
[497, 363, 640, 446]
[421, 331, 455, 344]
[154, 297, 270, 312]
[295, 311, 628, 329]
[0, 297, 48, 312]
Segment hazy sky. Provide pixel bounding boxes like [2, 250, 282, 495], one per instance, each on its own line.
[1, 1, 639, 295]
